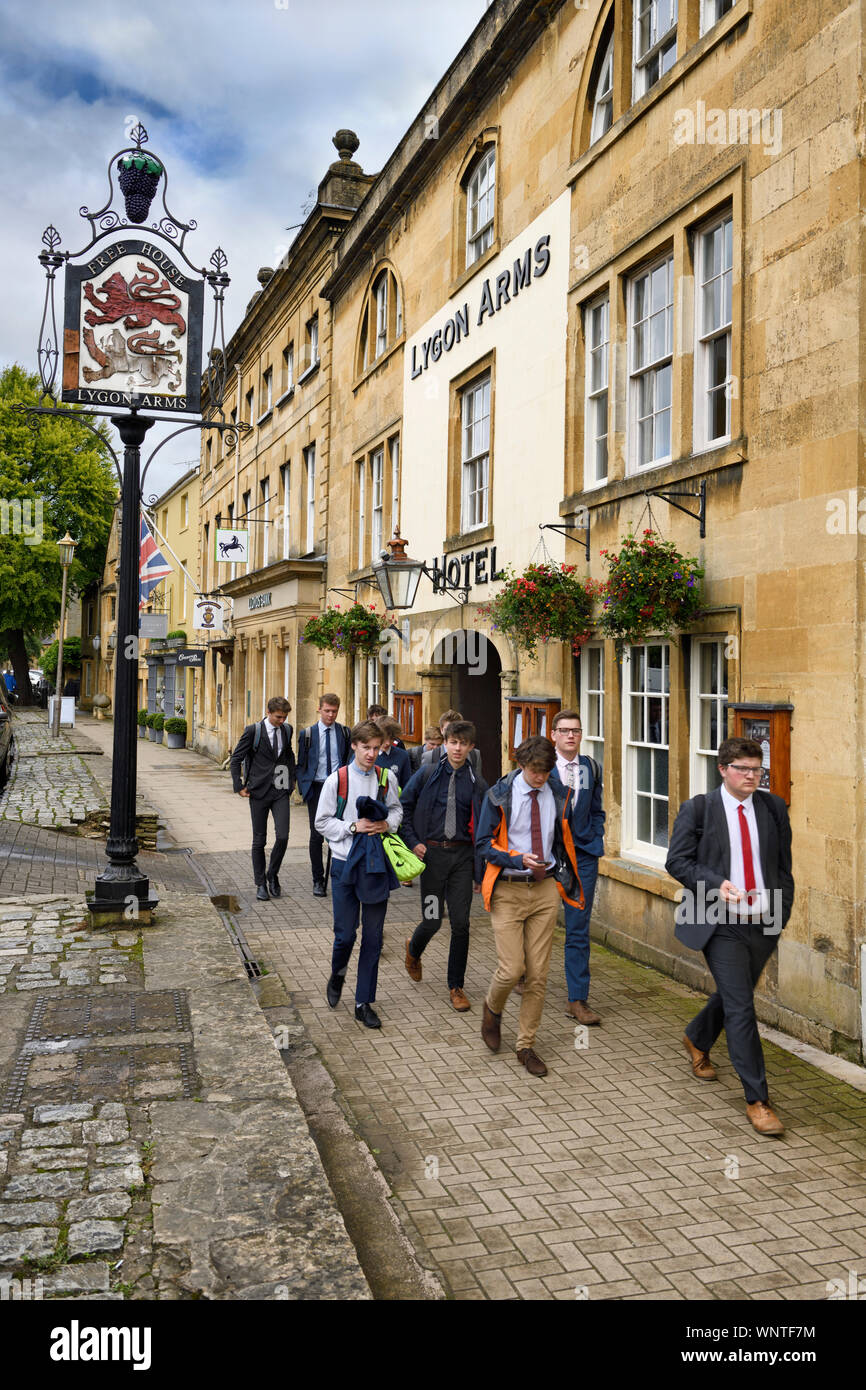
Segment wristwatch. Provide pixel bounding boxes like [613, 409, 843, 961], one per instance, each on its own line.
[349, 822, 357, 834]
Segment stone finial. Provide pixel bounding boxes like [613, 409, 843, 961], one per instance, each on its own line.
[333, 130, 360, 163]
[257, 267, 275, 286]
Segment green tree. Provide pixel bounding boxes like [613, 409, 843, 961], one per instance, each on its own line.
[0, 365, 116, 702]
[42, 637, 82, 684]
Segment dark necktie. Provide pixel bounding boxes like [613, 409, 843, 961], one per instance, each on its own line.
[738, 804, 756, 907]
[325, 724, 332, 775]
[444, 766, 457, 839]
[528, 788, 546, 880]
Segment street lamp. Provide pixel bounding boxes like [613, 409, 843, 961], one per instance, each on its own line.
[372, 529, 469, 608]
[51, 532, 76, 739]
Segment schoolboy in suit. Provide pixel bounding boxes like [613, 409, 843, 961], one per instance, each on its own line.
[665, 737, 794, 1136]
[230, 695, 297, 901]
[548, 710, 605, 1025]
[296, 693, 351, 896]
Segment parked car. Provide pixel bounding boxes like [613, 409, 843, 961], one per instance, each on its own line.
[0, 679, 14, 788]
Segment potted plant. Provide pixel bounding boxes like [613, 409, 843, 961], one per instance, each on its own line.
[478, 561, 594, 659]
[153, 712, 165, 744]
[593, 529, 704, 648]
[146, 712, 158, 741]
[137, 708, 148, 739]
[117, 152, 164, 224]
[166, 630, 187, 649]
[164, 716, 187, 749]
[301, 603, 393, 658]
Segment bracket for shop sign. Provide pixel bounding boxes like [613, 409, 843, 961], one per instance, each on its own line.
[647, 479, 707, 538]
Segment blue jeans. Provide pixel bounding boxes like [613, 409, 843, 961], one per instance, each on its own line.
[562, 852, 599, 1002]
[329, 857, 387, 1004]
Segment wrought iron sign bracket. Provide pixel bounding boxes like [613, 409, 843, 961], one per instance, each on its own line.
[646, 479, 707, 538]
[540, 517, 590, 562]
[428, 565, 470, 606]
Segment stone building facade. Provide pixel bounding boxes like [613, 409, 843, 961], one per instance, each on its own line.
[200, 0, 864, 1056]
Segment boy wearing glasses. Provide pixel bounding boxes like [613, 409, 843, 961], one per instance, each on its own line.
[666, 737, 794, 1136]
[549, 710, 605, 1025]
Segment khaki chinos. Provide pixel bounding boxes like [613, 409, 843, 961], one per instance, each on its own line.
[486, 875, 560, 1051]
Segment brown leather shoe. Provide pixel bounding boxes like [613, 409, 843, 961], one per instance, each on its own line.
[514, 975, 525, 996]
[449, 987, 471, 1012]
[517, 1047, 548, 1077]
[481, 1001, 501, 1052]
[746, 1100, 785, 1135]
[682, 1033, 717, 1080]
[404, 937, 422, 982]
[566, 1000, 601, 1025]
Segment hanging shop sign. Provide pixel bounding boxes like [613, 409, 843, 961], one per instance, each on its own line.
[193, 597, 225, 631]
[176, 648, 205, 668]
[428, 545, 499, 594]
[62, 238, 204, 412]
[215, 529, 249, 564]
[139, 612, 168, 638]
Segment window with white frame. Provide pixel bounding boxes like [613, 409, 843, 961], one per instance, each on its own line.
[584, 296, 610, 486]
[691, 637, 728, 792]
[282, 343, 294, 395]
[633, 0, 678, 99]
[356, 459, 366, 566]
[371, 448, 384, 559]
[629, 255, 673, 471]
[624, 643, 670, 857]
[466, 147, 496, 266]
[260, 478, 270, 569]
[591, 36, 614, 143]
[307, 314, 319, 368]
[280, 462, 290, 559]
[580, 643, 605, 769]
[245, 387, 254, 424]
[696, 215, 733, 449]
[389, 436, 400, 537]
[262, 367, 273, 413]
[353, 654, 363, 723]
[366, 656, 381, 709]
[460, 372, 491, 531]
[375, 275, 388, 358]
[700, 0, 734, 34]
[304, 444, 316, 552]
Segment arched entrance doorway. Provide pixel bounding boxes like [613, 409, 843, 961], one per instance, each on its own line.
[431, 630, 502, 782]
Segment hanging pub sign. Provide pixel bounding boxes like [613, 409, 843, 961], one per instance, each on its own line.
[193, 597, 225, 631]
[61, 237, 204, 413]
[215, 529, 249, 564]
[176, 648, 206, 668]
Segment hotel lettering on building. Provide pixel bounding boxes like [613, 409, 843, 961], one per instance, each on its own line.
[200, 0, 864, 1060]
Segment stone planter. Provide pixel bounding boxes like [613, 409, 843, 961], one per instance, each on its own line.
[154, 729, 163, 744]
[147, 727, 157, 741]
[138, 726, 147, 739]
[165, 732, 186, 749]
[166, 639, 184, 649]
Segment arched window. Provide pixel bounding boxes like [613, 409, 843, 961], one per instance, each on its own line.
[356, 265, 403, 376]
[465, 146, 496, 266]
[590, 35, 614, 143]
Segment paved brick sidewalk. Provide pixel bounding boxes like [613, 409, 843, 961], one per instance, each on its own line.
[231, 848, 866, 1302]
[0, 714, 104, 831]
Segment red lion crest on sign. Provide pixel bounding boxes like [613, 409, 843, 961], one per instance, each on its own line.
[83, 261, 186, 336]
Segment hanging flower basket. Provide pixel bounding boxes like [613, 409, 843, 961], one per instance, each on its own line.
[301, 603, 393, 658]
[592, 529, 704, 646]
[117, 153, 163, 223]
[478, 561, 594, 659]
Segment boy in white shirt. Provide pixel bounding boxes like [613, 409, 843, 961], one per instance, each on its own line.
[315, 720, 403, 1028]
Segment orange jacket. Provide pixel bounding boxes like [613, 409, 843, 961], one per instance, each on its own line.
[476, 770, 584, 912]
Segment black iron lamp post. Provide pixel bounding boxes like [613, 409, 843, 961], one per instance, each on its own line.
[23, 122, 242, 927]
[51, 531, 76, 739]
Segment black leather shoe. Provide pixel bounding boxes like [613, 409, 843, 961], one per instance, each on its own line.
[312, 880, 326, 897]
[267, 874, 281, 898]
[256, 884, 270, 902]
[354, 1003, 381, 1029]
[326, 973, 344, 1008]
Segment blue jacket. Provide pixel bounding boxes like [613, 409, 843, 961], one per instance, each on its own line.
[400, 758, 489, 884]
[296, 721, 351, 800]
[548, 756, 605, 859]
[341, 795, 400, 902]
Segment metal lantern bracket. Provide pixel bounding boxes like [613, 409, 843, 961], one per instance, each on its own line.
[539, 516, 590, 562]
[647, 479, 707, 538]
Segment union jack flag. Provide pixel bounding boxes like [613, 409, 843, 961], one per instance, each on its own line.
[139, 515, 172, 609]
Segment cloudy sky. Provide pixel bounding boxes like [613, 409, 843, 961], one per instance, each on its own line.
[1, 0, 490, 496]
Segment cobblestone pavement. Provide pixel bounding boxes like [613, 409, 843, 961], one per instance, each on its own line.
[0, 714, 105, 831]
